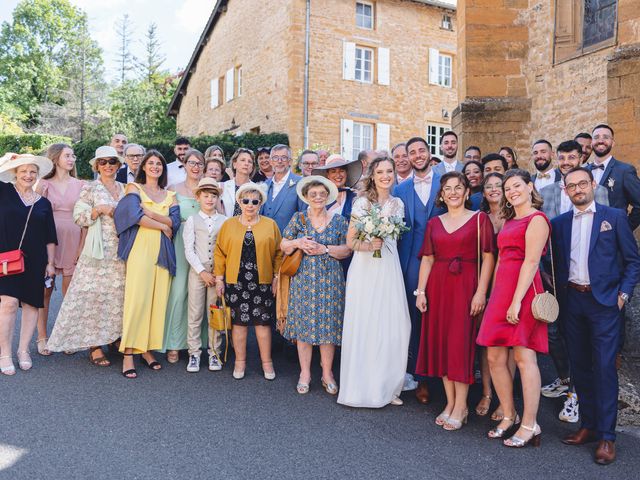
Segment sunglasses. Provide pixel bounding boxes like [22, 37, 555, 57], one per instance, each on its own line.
[241, 198, 260, 205]
[97, 158, 120, 166]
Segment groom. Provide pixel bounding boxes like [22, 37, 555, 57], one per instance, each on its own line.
[394, 136, 441, 404]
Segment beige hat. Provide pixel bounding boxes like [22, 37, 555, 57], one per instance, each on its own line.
[311, 154, 363, 189]
[194, 177, 221, 195]
[0, 152, 53, 182]
[89, 145, 124, 168]
[235, 182, 267, 205]
[296, 175, 339, 205]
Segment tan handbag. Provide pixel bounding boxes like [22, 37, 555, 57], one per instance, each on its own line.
[209, 296, 232, 362]
[279, 213, 307, 277]
[531, 240, 559, 324]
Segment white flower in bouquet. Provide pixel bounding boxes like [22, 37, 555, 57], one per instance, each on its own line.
[352, 204, 410, 258]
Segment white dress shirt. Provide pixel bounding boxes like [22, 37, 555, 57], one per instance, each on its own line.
[183, 211, 226, 274]
[534, 168, 555, 192]
[443, 160, 459, 173]
[272, 169, 291, 199]
[413, 170, 433, 205]
[167, 159, 186, 187]
[591, 155, 612, 184]
[396, 171, 414, 184]
[568, 201, 596, 285]
[559, 180, 572, 215]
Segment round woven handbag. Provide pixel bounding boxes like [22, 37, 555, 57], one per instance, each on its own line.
[531, 239, 559, 324]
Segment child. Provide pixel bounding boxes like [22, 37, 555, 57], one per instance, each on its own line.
[183, 178, 227, 372]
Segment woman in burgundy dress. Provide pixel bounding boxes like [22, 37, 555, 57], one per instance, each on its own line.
[415, 172, 495, 430]
[477, 169, 550, 448]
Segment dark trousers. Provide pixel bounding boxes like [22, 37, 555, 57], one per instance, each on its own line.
[548, 315, 571, 380]
[403, 260, 423, 379]
[564, 289, 621, 441]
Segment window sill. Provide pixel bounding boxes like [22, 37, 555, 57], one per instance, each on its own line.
[553, 40, 617, 66]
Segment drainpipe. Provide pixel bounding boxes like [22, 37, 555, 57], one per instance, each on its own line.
[303, 0, 311, 149]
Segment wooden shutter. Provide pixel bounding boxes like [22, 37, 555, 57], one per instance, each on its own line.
[341, 119, 354, 160]
[210, 79, 219, 108]
[554, 0, 582, 62]
[428, 48, 439, 85]
[376, 123, 390, 152]
[378, 47, 390, 85]
[343, 41, 356, 81]
[225, 68, 234, 102]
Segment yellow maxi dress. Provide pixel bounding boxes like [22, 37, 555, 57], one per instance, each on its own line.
[120, 185, 176, 353]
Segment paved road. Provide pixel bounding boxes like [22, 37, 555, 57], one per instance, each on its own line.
[2, 284, 639, 479]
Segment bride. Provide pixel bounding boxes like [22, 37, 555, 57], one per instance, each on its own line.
[338, 155, 411, 408]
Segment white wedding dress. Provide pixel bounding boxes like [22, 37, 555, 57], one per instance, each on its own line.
[338, 197, 411, 408]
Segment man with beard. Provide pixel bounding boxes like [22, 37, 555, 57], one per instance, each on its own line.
[394, 136, 441, 405]
[433, 131, 461, 176]
[587, 124, 640, 231]
[166, 136, 191, 186]
[252, 147, 274, 183]
[392, 143, 413, 183]
[531, 139, 560, 191]
[463, 146, 481, 163]
[574, 132, 593, 165]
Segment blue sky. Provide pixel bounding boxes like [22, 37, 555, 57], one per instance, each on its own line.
[0, 0, 213, 81]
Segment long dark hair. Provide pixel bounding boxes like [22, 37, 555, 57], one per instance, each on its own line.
[435, 171, 472, 209]
[360, 155, 395, 204]
[480, 172, 504, 213]
[135, 149, 168, 188]
[499, 146, 518, 169]
[499, 169, 543, 220]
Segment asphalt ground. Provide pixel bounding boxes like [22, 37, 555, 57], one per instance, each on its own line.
[1, 282, 639, 480]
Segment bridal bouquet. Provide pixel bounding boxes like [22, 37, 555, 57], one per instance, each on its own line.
[352, 204, 410, 258]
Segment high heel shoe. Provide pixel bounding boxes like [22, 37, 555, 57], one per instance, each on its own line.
[321, 378, 338, 395]
[121, 354, 137, 379]
[475, 394, 492, 416]
[503, 423, 542, 448]
[262, 361, 276, 381]
[16, 351, 32, 371]
[0, 355, 16, 376]
[435, 411, 450, 426]
[296, 378, 310, 394]
[443, 410, 468, 431]
[36, 338, 52, 356]
[487, 414, 521, 439]
[140, 355, 162, 370]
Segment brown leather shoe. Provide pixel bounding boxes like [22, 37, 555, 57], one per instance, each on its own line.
[415, 381, 430, 405]
[594, 440, 616, 465]
[562, 428, 598, 445]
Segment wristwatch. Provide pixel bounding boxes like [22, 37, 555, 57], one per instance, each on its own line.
[619, 292, 629, 304]
[413, 289, 425, 296]
[325, 245, 329, 254]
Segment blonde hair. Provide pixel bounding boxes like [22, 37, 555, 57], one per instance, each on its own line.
[360, 155, 395, 204]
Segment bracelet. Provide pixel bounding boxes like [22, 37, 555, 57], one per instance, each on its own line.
[273, 274, 280, 280]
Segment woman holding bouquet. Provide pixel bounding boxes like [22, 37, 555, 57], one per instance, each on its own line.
[338, 155, 411, 408]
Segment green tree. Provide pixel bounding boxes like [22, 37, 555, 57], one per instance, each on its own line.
[115, 14, 135, 85]
[138, 22, 166, 85]
[0, 0, 104, 126]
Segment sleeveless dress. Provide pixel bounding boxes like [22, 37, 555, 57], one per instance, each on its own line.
[477, 212, 550, 353]
[120, 185, 176, 354]
[415, 212, 495, 384]
[39, 178, 85, 275]
[338, 197, 411, 408]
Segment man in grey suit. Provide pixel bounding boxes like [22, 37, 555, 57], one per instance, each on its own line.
[432, 131, 463, 176]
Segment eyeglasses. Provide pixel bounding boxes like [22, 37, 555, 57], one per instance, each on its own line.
[97, 158, 120, 166]
[301, 162, 319, 168]
[483, 183, 502, 191]
[307, 191, 328, 199]
[186, 160, 204, 168]
[271, 155, 290, 162]
[565, 180, 591, 192]
[241, 198, 261, 205]
[126, 154, 144, 159]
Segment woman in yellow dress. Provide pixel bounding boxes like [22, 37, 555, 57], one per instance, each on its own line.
[114, 150, 180, 379]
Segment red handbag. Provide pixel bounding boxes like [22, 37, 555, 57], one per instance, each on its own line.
[0, 202, 35, 277]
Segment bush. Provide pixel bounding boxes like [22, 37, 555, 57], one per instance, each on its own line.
[0, 133, 72, 155]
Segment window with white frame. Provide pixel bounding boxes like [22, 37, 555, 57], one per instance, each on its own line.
[429, 48, 453, 88]
[426, 124, 448, 156]
[355, 46, 373, 83]
[352, 122, 373, 160]
[236, 66, 243, 97]
[356, 2, 374, 29]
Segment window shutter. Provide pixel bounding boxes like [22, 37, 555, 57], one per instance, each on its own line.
[376, 123, 390, 152]
[554, 0, 582, 62]
[341, 119, 354, 160]
[210, 79, 219, 108]
[378, 47, 390, 85]
[343, 41, 356, 81]
[225, 68, 234, 102]
[429, 47, 439, 85]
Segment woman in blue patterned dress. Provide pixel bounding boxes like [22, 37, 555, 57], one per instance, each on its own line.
[281, 176, 351, 395]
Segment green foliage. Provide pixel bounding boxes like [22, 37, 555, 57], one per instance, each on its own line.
[0, 133, 72, 155]
[0, 114, 24, 135]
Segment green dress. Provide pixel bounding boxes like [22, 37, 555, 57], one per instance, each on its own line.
[161, 193, 206, 352]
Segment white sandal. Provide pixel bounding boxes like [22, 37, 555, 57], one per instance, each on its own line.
[37, 338, 52, 356]
[0, 355, 16, 376]
[17, 351, 32, 371]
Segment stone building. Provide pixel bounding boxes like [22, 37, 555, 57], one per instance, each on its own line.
[452, 0, 640, 168]
[168, 0, 458, 159]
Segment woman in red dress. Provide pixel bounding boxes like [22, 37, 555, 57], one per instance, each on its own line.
[415, 172, 495, 430]
[477, 169, 550, 448]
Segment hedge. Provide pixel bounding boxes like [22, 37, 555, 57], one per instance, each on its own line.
[1, 132, 289, 179]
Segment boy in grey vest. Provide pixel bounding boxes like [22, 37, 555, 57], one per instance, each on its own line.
[184, 178, 227, 372]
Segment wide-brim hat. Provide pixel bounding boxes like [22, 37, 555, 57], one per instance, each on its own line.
[235, 182, 267, 205]
[296, 175, 339, 205]
[311, 154, 363, 189]
[194, 177, 221, 196]
[89, 145, 124, 168]
[0, 152, 53, 182]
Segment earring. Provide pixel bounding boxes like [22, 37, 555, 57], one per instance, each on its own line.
[439, 197, 443, 202]
[506, 202, 513, 208]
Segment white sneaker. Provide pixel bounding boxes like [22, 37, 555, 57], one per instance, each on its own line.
[208, 354, 222, 371]
[559, 392, 579, 423]
[186, 354, 200, 373]
[541, 377, 570, 398]
[402, 373, 418, 391]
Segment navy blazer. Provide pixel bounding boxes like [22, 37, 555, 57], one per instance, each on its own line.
[261, 172, 305, 233]
[394, 174, 441, 272]
[116, 167, 132, 184]
[551, 203, 640, 307]
[588, 157, 640, 231]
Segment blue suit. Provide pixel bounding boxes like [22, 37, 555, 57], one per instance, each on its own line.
[551, 204, 640, 441]
[261, 172, 305, 234]
[327, 189, 356, 276]
[432, 161, 463, 177]
[394, 174, 441, 374]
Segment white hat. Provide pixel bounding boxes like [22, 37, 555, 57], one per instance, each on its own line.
[89, 146, 124, 168]
[0, 152, 53, 182]
[296, 175, 339, 205]
[235, 182, 267, 205]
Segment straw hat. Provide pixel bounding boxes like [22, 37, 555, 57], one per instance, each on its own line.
[194, 177, 221, 196]
[296, 175, 339, 205]
[311, 154, 363, 189]
[235, 182, 267, 204]
[0, 152, 53, 182]
[89, 146, 124, 168]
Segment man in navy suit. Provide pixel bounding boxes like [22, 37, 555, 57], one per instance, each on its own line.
[116, 143, 145, 184]
[531, 139, 561, 191]
[394, 136, 441, 404]
[551, 167, 640, 465]
[587, 124, 640, 231]
[261, 144, 304, 233]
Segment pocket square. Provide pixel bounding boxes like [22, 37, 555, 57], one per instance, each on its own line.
[600, 220, 612, 232]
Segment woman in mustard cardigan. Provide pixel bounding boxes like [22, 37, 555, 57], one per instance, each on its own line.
[215, 183, 282, 380]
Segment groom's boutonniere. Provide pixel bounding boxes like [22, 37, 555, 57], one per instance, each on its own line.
[289, 179, 295, 188]
[608, 177, 615, 190]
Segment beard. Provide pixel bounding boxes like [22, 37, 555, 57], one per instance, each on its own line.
[413, 163, 429, 174]
[594, 144, 612, 158]
[572, 194, 593, 206]
[535, 159, 552, 172]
